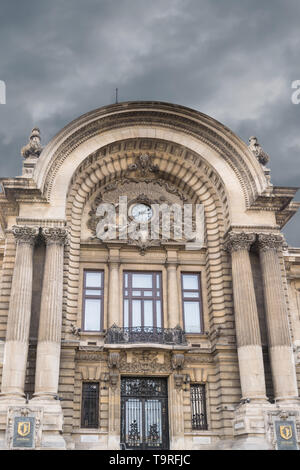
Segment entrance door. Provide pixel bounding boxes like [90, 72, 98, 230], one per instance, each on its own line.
[121, 377, 169, 450]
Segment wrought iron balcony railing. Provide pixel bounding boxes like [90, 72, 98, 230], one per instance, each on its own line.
[105, 325, 187, 346]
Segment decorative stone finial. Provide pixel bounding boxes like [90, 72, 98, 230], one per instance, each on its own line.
[21, 127, 43, 159]
[248, 136, 270, 166]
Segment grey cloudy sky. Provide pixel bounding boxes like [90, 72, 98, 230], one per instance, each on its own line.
[0, 0, 300, 245]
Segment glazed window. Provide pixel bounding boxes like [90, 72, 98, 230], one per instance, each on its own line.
[123, 272, 163, 328]
[190, 384, 208, 430]
[181, 273, 203, 333]
[81, 382, 99, 428]
[82, 270, 104, 331]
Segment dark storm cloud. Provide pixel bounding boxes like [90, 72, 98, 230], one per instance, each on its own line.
[0, 0, 299, 244]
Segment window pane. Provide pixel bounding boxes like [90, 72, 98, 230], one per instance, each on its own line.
[156, 274, 161, 289]
[144, 300, 153, 327]
[132, 290, 142, 296]
[182, 274, 198, 290]
[124, 299, 129, 328]
[183, 291, 199, 298]
[84, 298, 101, 330]
[156, 301, 162, 327]
[184, 301, 201, 333]
[124, 273, 128, 288]
[144, 291, 153, 297]
[85, 289, 102, 296]
[85, 272, 102, 288]
[132, 273, 153, 289]
[132, 300, 142, 327]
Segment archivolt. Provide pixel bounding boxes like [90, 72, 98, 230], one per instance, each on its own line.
[37, 103, 264, 208]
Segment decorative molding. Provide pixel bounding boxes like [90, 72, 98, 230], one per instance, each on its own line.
[78, 365, 102, 381]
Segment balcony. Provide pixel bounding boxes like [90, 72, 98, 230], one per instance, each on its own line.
[105, 325, 187, 346]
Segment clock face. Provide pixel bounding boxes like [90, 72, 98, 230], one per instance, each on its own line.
[131, 203, 153, 222]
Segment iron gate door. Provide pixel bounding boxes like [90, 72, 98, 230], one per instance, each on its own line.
[121, 377, 169, 450]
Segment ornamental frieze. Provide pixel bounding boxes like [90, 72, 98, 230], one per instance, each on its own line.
[118, 350, 173, 374]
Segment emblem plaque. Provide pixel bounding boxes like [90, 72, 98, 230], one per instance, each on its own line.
[275, 420, 298, 450]
[12, 416, 35, 448]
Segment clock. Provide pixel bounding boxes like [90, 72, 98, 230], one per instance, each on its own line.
[130, 203, 153, 222]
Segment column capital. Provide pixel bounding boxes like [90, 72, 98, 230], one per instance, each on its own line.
[42, 227, 69, 246]
[257, 233, 285, 252]
[224, 232, 256, 253]
[11, 225, 39, 245]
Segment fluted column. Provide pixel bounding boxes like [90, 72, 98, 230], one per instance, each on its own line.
[33, 227, 68, 400]
[108, 249, 120, 328]
[258, 233, 298, 402]
[225, 232, 267, 402]
[1, 226, 38, 399]
[166, 251, 180, 328]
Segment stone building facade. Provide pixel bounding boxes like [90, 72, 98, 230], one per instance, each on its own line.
[0, 101, 300, 450]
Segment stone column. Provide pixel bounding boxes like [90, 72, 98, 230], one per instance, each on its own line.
[258, 233, 298, 402]
[33, 227, 68, 400]
[225, 232, 267, 402]
[166, 250, 180, 328]
[0, 226, 38, 399]
[108, 249, 120, 328]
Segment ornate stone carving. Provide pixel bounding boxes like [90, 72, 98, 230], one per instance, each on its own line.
[6, 406, 43, 449]
[257, 233, 285, 252]
[109, 372, 119, 389]
[174, 374, 185, 389]
[128, 153, 159, 176]
[119, 351, 173, 373]
[86, 176, 194, 253]
[42, 227, 69, 246]
[21, 127, 43, 159]
[224, 232, 256, 252]
[11, 225, 39, 245]
[108, 351, 121, 369]
[171, 353, 185, 370]
[248, 136, 270, 166]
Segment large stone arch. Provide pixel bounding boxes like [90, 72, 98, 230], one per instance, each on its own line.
[32, 101, 274, 229]
[61, 137, 233, 341]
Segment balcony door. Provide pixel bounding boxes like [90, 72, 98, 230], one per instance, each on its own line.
[123, 272, 163, 329]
